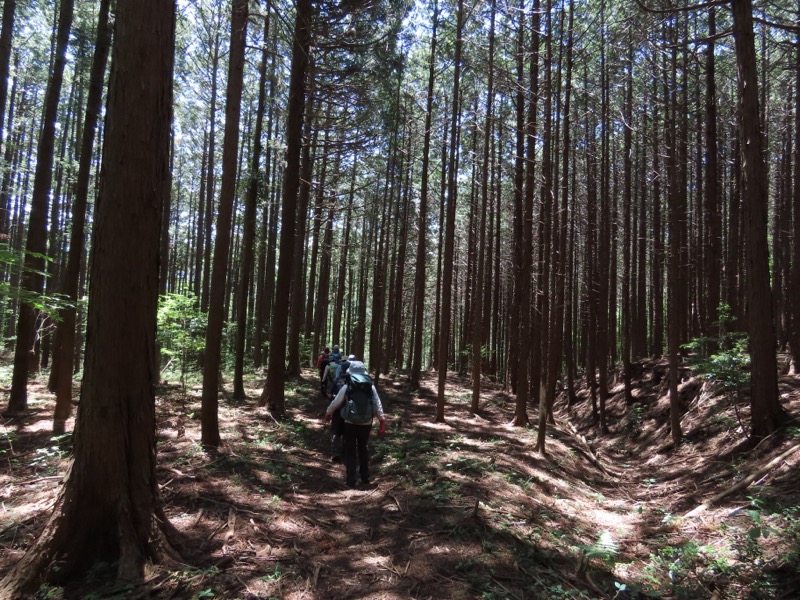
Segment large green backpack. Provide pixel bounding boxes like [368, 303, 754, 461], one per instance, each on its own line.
[340, 372, 375, 425]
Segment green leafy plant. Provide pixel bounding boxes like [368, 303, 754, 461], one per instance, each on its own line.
[585, 530, 619, 564]
[157, 293, 207, 388]
[682, 304, 750, 394]
[683, 304, 751, 432]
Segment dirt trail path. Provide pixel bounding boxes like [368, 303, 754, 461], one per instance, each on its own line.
[2, 368, 800, 599]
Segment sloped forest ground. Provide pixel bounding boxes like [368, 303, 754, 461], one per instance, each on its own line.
[2, 360, 800, 600]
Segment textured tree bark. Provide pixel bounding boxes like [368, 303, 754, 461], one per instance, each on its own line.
[286, 94, 316, 377]
[0, 0, 179, 595]
[514, 0, 539, 427]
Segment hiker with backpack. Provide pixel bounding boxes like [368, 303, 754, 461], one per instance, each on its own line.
[322, 354, 341, 399]
[328, 354, 355, 462]
[324, 360, 386, 487]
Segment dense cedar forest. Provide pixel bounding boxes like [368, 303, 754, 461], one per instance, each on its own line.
[2, 0, 800, 597]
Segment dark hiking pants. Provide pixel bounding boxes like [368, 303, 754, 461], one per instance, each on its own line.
[342, 422, 372, 485]
[331, 411, 344, 460]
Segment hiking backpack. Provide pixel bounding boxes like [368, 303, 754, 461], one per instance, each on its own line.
[340, 372, 375, 425]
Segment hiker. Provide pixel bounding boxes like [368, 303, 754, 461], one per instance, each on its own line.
[317, 347, 331, 376]
[331, 355, 354, 397]
[324, 360, 386, 487]
[317, 347, 331, 394]
[322, 354, 341, 398]
[328, 355, 355, 462]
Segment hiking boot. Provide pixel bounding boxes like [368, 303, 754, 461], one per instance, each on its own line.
[346, 480, 356, 488]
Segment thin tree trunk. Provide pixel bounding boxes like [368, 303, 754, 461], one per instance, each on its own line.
[49, 0, 111, 433]
[201, 0, 248, 447]
[260, 0, 313, 414]
[286, 96, 316, 376]
[234, 7, 269, 398]
[436, 0, 464, 423]
[410, 0, 438, 389]
[6, 0, 74, 416]
[537, 0, 573, 452]
[471, 0, 495, 413]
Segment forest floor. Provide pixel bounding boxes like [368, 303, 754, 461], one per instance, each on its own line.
[2, 361, 800, 599]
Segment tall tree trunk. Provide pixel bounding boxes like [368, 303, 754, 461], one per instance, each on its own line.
[537, 0, 573, 452]
[471, 0, 495, 413]
[49, 0, 111, 433]
[731, 0, 790, 437]
[201, 0, 248, 447]
[410, 0, 438, 389]
[6, 0, 74, 416]
[253, 45, 278, 369]
[200, 36, 220, 313]
[304, 128, 329, 342]
[286, 97, 316, 376]
[436, 0, 464, 422]
[234, 7, 269, 399]
[508, 0, 525, 395]
[667, 26, 683, 446]
[621, 40, 634, 407]
[789, 12, 800, 369]
[596, 0, 610, 434]
[704, 9, 721, 336]
[515, 0, 539, 426]
[0, 1, 179, 594]
[333, 161, 356, 346]
[652, 60, 664, 358]
[260, 0, 313, 414]
[0, 0, 16, 180]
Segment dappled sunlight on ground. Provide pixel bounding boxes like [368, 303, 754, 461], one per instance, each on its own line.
[2, 364, 800, 598]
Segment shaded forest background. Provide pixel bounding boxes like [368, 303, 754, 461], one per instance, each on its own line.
[2, 0, 800, 595]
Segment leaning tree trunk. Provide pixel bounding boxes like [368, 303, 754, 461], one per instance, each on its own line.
[0, 1, 179, 595]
